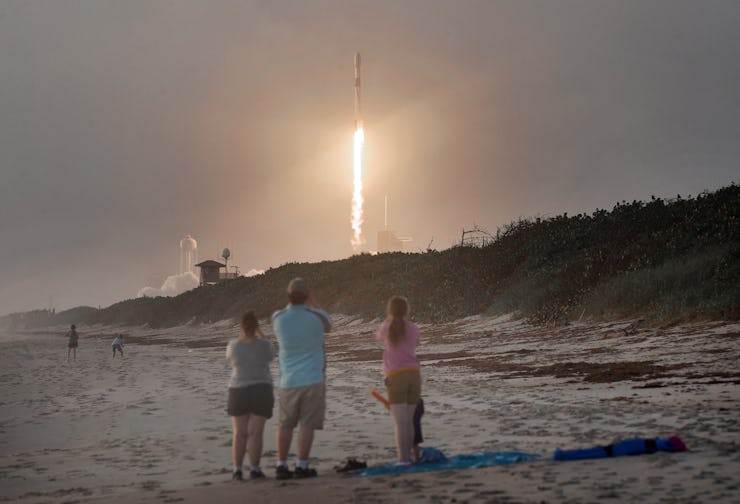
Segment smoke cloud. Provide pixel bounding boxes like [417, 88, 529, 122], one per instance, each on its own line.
[137, 268, 263, 299]
[137, 272, 199, 298]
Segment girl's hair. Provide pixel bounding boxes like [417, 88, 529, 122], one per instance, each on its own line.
[240, 311, 259, 338]
[386, 296, 409, 346]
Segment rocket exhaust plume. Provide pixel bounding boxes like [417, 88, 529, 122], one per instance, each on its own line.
[351, 52, 365, 252]
[351, 127, 364, 251]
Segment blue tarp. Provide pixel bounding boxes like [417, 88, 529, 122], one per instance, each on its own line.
[359, 450, 540, 477]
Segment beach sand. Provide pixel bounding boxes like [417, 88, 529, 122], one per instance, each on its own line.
[1, 315, 738, 503]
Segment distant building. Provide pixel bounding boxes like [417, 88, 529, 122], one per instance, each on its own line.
[377, 196, 412, 253]
[195, 260, 239, 285]
[195, 260, 224, 285]
[377, 230, 403, 253]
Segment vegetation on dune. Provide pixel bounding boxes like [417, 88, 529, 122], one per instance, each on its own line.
[2, 184, 738, 330]
[0, 306, 100, 331]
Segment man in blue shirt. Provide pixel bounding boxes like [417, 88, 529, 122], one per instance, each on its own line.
[272, 277, 332, 479]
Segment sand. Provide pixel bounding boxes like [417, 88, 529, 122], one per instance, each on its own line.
[1, 315, 738, 503]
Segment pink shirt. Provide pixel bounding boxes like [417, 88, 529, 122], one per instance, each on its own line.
[376, 319, 421, 374]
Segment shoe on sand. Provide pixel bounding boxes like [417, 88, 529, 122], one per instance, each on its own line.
[275, 465, 293, 480]
[232, 469, 243, 481]
[334, 458, 367, 473]
[294, 467, 318, 478]
[250, 469, 266, 479]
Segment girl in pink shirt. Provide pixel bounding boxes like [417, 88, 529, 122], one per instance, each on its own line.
[376, 296, 421, 465]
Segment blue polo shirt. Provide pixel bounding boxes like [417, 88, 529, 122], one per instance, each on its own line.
[272, 304, 332, 388]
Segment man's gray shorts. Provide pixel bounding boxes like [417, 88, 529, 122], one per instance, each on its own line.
[278, 382, 326, 430]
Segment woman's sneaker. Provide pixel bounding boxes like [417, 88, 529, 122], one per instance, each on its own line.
[249, 468, 266, 479]
[294, 467, 318, 478]
[232, 469, 243, 481]
[275, 465, 293, 480]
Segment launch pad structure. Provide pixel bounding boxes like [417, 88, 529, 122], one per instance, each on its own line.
[377, 196, 412, 253]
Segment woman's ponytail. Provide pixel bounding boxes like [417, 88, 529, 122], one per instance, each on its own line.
[387, 296, 409, 346]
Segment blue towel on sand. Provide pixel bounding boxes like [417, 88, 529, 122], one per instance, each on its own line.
[360, 449, 539, 476]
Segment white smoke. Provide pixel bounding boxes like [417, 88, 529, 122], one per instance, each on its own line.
[137, 271, 199, 298]
[351, 127, 365, 252]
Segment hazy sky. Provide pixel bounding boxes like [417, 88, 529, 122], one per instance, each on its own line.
[1, 0, 738, 314]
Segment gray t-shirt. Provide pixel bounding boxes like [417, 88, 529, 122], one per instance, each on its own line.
[226, 338, 275, 388]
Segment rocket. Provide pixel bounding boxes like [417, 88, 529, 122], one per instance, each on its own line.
[354, 52, 362, 129]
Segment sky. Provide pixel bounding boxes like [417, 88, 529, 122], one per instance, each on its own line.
[1, 0, 738, 314]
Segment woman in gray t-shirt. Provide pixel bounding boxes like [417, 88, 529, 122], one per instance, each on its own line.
[226, 312, 275, 480]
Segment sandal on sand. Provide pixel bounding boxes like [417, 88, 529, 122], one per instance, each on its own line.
[334, 458, 368, 473]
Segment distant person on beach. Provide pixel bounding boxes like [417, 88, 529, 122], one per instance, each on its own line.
[226, 311, 275, 481]
[376, 296, 421, 466]
[111, 335, 124, 357]
[271, 277, 332, 479]
[66, 325, 79, 362]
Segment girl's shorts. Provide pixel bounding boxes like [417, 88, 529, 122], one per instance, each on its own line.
[227, 383, 274, 418]
[385, 368, 421, 405]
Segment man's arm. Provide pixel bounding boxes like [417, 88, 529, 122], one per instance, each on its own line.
[307, 308, 332, 333]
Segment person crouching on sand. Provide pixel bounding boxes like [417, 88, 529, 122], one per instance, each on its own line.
[226, 311, 275, 480]
[376, 296, 422, 466]
[66, 324, 79, 362]
[112, 334, 124, 357]
[412, 397, 425, 462]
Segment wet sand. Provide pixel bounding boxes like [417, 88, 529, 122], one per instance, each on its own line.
[1, 315, 738, 503]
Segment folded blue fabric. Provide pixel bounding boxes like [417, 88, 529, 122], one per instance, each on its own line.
[553, 436, 687, 461]
[418, 447, 448, 464]
[551, 446, 608, 460]
[360, 450, 539, 476]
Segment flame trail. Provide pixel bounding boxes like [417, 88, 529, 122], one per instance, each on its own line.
[351, 126, 365, 252]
